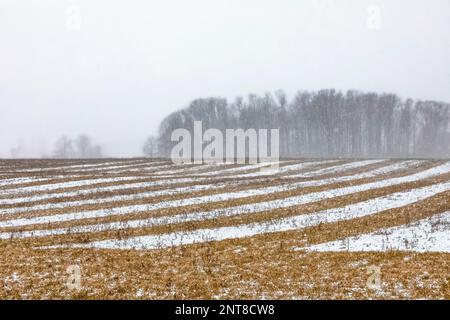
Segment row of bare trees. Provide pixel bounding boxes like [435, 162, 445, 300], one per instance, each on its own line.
[146, 89, 450, 158]
[53, 134, 103, 159]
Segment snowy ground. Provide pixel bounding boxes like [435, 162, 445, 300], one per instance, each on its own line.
[1, 158, 449, 299]
[303, 211, 450, 253]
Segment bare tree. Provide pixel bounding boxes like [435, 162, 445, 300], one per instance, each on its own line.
[143, 136, 159, 157]
[53, 136, 75, 159]
[75, 134, 92, 158]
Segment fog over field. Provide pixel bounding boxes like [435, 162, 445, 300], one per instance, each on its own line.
[0, 0, 449, 157]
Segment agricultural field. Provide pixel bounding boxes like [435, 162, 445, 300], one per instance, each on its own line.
[0, 158, 449, 299]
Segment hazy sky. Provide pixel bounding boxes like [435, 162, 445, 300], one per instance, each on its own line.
[1, 0, 449, 157]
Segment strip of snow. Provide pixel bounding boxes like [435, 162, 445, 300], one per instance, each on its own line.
[194, 161, 290, 176]
[287, 160, 386, 178]
[236, 159, 387, 179]
[60, 162, 225, 175]
[284, 160, 424, 187]
[303, 212, 450, 253]
[139, 163, 237, 176]
[0, 177, 55, 188]
[0, 160, 419, 213]
[0, 175, 88, 188]
[227, 160, 340, 178]
[1, 161, 448, 229]
[63, 161, 171, 174]
[41, 182, 450, 248]
[0, 176, 143, 196]
[13, 160, 151, 173]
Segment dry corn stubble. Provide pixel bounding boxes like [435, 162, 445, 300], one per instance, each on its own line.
[0, 159, 449, 299]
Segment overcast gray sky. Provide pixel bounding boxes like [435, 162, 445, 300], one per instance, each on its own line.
[1, 0, 449, 158]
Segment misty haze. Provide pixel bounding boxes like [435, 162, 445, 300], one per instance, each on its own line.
[1, 0, 449, 158]
[1, 0, 450, 303]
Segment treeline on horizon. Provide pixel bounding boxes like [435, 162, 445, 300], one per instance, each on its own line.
[150, 89, 450, 159]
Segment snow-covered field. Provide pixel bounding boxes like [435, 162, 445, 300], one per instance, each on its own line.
[304, 211, 450, 253]
[1, 158, 449, 299]
[1, 158, 449, 250]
